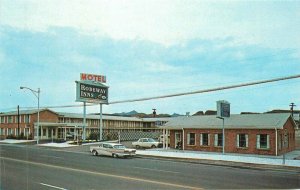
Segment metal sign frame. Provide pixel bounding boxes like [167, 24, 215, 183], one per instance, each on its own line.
[217, 100, 230, 118]
[76, 81, 109, 104]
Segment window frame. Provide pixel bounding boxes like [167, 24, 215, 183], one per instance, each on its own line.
[200, 133, 210, 146]
[187, 133, 196, 146]
[214, 133, 223, 147]
[256, 134, 270, 149]
[236, 134, 248, 148]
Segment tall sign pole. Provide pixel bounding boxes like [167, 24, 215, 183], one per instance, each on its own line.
[83, 102, 86, 141]
[99, 104, 103, 141]
[217, 100, 230, 154]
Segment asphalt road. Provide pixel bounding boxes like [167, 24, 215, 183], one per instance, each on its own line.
[0, 144, 299, 190]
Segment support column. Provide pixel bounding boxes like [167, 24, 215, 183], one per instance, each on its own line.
[64, 127, 66, 141]
[163, 129, 165, 149]
[83, 102, 86, 141]
[99, 104, 103, 141]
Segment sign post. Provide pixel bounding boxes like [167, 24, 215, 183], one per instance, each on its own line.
[217, 100, 230, 154]
[99, 103, 103, 141]
[76, 73, 108, 142]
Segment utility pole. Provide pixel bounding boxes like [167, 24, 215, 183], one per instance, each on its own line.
[289, 103, 296, 118]
[17, 105, 20, 138]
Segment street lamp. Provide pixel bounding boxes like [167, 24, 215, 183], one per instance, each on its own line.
[20, 86, 40, 144]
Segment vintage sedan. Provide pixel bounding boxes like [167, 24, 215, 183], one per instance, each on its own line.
[90, 142, 136, 158]
[132, 138, 162, 149]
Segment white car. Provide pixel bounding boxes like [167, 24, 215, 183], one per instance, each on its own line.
[132, 138, 162, 149]
[90, 142, 136, 158]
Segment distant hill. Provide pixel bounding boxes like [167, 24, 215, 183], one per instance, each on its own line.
[264, 109, 300, 114]
[111, 110, 180, 118]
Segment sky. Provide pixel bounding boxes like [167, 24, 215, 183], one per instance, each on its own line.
[0, 0, 300, 115]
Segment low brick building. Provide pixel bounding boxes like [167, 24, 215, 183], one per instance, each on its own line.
[163, 113, 296, 156]
[0, 109, 171, 141]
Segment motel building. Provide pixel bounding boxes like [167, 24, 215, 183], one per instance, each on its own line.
[162, 113, 297, 156]
[0, 109, 171, 141]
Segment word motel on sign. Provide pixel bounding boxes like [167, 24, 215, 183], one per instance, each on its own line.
[80, 73, 106, 83]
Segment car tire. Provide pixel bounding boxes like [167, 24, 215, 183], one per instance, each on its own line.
[112, 153, 118, 158]
[151, 145, 156, 148]
[136, 145, 140, 149]
[92, 150, 98, 156]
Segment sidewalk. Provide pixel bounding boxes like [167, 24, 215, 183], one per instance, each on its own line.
[136, 149, 300, 168]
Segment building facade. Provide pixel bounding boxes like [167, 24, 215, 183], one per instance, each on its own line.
[0, 109, 171, 141]
[163, 113, 296, 156]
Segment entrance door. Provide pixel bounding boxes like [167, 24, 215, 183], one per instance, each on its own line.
[175, 132, 182, 149]
[48, 129, 51, 138]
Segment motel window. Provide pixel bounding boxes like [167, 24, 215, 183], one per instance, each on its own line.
[257, 134, 269, 149]
[187, 133, 196, 145]
[0, 117, 4, 123]
[25, 115, 30, 123]
[214, 134, 223, 147]
[0, 128, 4, 135]
[8, 116, 13, 123]
[237, 134, 248, 148]
[8, 128, 13, 135]
[200, 133, 210, 146]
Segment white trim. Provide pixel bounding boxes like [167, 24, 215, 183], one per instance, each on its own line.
[200, 134, 203, 146]
[267, 134, 270, 149]
[214, 134, 218, 146]
[256, 135, 260, 149]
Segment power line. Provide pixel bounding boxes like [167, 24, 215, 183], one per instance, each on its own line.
[9, 73, 300, 111]
[109, 74, 300, 104]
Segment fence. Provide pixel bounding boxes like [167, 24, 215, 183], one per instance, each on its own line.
[87, 128, 163, 141]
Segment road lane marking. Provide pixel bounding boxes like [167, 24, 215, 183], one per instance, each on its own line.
[40, 183, 68, 190]
[0, 156, 203, 190]
[133, 166, 180, 174]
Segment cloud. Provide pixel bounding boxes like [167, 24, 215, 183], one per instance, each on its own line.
[0, 25, 299, 114]
[1, 0, 300, 48]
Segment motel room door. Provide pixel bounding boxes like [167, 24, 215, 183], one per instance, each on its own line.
[175, 132, 182, 149]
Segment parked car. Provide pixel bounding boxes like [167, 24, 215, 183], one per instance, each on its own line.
[132, 138, 162, 149]
[90, 142, 136, 158]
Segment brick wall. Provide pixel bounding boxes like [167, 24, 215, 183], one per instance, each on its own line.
[169, 118, 296, 155]
[0, 110, 59, 138]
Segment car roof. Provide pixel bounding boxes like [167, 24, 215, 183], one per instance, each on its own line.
[101, 142, 124, 146]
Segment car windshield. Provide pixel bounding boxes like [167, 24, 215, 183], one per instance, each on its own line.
[114, 145, 126, 149]
[148, 138, 157, 142]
